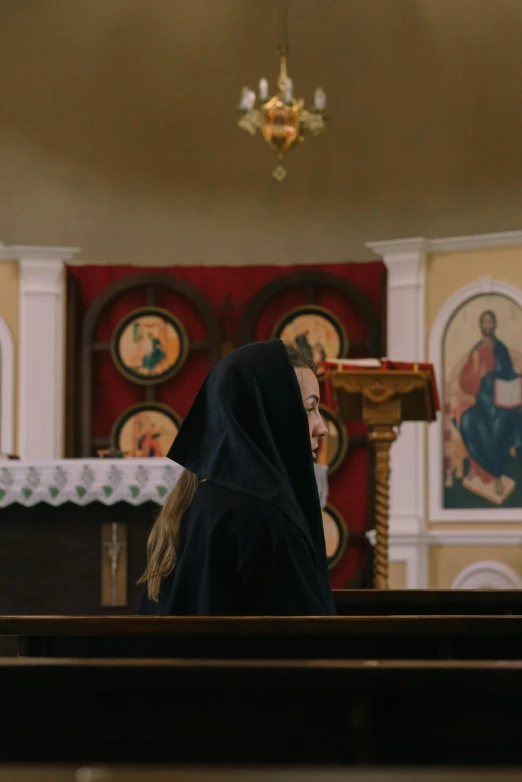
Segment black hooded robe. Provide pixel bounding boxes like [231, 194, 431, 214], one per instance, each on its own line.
[137, 339, 336, 616]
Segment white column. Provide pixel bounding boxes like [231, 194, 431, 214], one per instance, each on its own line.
[366, 238, 427, 586]
[0, 315, 15, 455]
[13, 246, 80, 458]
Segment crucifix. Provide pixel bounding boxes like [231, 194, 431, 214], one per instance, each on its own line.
[101, 522, 128, 607]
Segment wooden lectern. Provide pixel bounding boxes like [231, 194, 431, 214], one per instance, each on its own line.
[322, 360, 439, 590]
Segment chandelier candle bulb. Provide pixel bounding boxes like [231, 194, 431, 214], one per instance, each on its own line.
[259, 78, 269, 101]
[238, 87, 251, 111]
[314, 87, 327, 112]
[246, 90, 256, 112]
[284, 77, 293, 103]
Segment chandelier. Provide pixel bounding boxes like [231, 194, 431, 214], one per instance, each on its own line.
[237, 0, 327, 181]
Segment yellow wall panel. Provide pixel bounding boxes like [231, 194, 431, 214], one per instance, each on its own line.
[389, 560, 407, 590]
[429, 545, 522, 589]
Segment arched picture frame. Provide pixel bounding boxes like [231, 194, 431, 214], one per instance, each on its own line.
[272, 305, 349, 365]
[429, 277, 522, 520]
[317, 404, 349, 475]
[111, 402, 182, 458]
[322, 503, 349, 570]
[451, 560, 522, 590]
[111, 306, 190, 385]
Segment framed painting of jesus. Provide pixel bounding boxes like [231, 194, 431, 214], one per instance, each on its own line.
[442, 293, 522, 510]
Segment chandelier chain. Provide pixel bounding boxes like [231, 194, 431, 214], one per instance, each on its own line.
[278, 0, 289, 54]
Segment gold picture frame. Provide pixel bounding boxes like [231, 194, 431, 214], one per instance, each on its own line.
[111, 402, 182, 458]
[317, 404, 349, 475]
[321, 503, 349, 570]
[272, 304, 349, 365]
[110, 306, 190, 385]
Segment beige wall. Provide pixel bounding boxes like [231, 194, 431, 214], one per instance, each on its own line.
[429, 545, 522, 589]
[426, 246, 522, 333]
[0, 261, 19, 451]
[389, 561, 407, 590]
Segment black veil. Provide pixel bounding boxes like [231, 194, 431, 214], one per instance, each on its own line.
[167, 339, 334, 612]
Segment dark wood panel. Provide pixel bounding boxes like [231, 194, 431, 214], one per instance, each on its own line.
[0, 768, 520, 782]
[334, 589, 522, 615]
[6, 614, 522, 636]
[7, 615, 522, 661]
[1, 658, 522, 765]
[0, 502, 153, 615]
[0, 637, 17, 656]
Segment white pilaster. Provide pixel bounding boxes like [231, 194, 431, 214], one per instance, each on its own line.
[12, 246, 80, 458]
[366, 238, 427, 544]
[0, 315, 15, 454]
[389, 541, 428, 589]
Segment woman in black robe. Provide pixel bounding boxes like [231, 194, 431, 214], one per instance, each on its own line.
[137, 339, 336, 616]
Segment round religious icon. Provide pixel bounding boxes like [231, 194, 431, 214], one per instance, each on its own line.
[316, 404, 349, 475]
[111, 307, 189, 385]
[111, 403, 182, 459]
[321, 504, 349, 570]
[272, 305, 349, 367]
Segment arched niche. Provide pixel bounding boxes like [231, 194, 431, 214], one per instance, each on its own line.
[451, 560, 522, 590]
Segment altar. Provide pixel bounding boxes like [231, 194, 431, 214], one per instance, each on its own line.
[0, 458, 181, 616]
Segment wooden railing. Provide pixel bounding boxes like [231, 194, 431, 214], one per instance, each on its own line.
[333, 589, 522, 615]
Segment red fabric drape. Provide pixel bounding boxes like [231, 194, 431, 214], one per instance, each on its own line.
[68, 262, 386, 587]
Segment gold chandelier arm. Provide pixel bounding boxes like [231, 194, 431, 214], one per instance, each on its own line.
[302, 110, 326, 135]
[238, 110, 263, 135]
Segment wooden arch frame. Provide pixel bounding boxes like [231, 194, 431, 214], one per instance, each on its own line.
[78, 273, 221, 457]
[237, 269, 384, 356]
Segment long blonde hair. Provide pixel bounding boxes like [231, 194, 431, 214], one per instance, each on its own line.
[139, 343, 316, 601]
[138, 468, 200, 600]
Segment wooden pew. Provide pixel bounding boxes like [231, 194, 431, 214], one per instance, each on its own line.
[334, 589, 522, 616]
[1, 769, 522, 782]
[1, 590, 520, 658]
[1, 657, 522, 765]
[4, 615, 522, 660]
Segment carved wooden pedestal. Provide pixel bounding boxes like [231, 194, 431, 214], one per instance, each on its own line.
[328, 366, 437, 589]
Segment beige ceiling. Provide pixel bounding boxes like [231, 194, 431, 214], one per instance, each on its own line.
[0, 0, 521, 265]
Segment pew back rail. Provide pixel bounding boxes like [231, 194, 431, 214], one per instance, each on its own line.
[3, 615, 522, 660]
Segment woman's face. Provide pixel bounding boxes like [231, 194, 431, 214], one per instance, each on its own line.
[295, 368, 328, 461]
